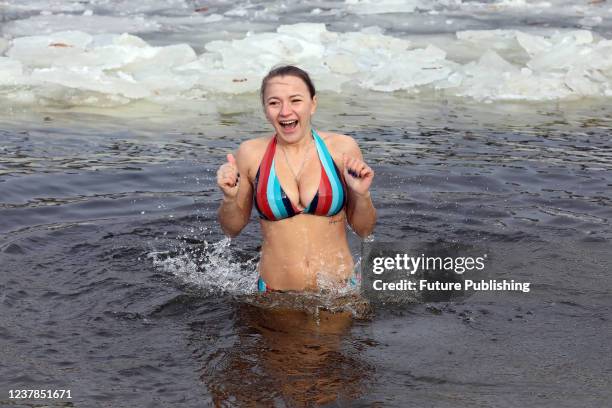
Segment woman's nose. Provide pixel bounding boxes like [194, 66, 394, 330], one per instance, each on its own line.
[280, 103, 292, 116]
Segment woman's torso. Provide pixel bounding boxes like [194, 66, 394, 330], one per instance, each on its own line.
[246, 131, 354, 291]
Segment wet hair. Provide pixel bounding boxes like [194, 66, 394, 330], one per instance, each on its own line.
[260, 65, 316, 105]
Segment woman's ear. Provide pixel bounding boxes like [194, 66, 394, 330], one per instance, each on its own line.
[311, 95, 318, 115]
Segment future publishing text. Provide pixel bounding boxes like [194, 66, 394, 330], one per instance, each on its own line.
[370, 254, 531, 293]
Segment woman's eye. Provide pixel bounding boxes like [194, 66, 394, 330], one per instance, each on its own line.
[291, 99, 302, 103]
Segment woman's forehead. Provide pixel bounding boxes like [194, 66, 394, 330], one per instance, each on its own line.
[265, 76, 308, 96]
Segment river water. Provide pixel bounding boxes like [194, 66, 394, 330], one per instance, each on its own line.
[1, 1, 612, 407]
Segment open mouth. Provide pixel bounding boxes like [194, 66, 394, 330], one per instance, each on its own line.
[279, 119, 298, 130]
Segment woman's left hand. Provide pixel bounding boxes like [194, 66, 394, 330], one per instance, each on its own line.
[342, 154, 374, 196]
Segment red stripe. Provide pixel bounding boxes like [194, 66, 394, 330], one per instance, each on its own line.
[256, 138, 276, 220]
[315, 165, 332, 215]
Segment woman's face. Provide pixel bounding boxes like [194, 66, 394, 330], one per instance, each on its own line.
[263, 75, 317, 142]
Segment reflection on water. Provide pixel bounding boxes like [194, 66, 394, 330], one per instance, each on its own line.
[195, 302, 373, 407]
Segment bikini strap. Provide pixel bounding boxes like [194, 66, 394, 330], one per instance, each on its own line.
[311, 129, 346, 215]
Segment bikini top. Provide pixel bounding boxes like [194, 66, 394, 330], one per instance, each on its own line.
[253, 129, 347, 221]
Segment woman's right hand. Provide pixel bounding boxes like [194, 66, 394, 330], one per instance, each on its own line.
[216, 153, 240, 199]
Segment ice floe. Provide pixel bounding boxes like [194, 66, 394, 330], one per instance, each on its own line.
[1, 23, 612, 107]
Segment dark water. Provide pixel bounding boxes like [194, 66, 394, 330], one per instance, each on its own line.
[1, 95, 612, 407]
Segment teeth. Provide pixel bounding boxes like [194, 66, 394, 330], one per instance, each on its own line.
[280, 120, 297, 125]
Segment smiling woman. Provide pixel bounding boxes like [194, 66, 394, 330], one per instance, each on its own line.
[216, 65, 377, 292]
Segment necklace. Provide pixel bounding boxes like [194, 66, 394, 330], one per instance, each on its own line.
[279, 138, 313, 182]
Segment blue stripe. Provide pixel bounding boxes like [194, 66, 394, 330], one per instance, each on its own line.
[267, 159, 284, 220]
[331, 161, 346, 211]
[312, 129, 344, 215]
[273, 173, 289, 218]
[258, 277, 267, 292]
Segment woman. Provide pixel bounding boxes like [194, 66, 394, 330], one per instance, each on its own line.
[216, 65, 376, 292]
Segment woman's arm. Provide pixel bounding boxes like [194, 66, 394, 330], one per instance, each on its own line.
[217, 142, 255, 238]
[337, 135, 377, 237]
[346, 188, 376, 237]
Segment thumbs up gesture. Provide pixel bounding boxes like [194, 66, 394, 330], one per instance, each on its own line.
[216, 153, 240, 199]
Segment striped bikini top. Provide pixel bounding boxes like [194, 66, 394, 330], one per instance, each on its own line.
[253, 129, 347, 221]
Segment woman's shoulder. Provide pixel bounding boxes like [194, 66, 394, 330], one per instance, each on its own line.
[317, 131, 360, 154]
[236, 135, 271, 157]
[235, 135, 273, 177]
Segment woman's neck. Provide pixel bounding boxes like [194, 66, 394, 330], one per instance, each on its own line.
[276, 127, 313, 153]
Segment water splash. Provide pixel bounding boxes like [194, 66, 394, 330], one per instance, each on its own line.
[149, 237, 259, 295]
[148, 214, 373, 318]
